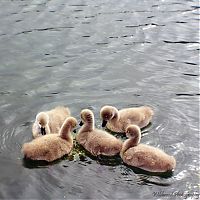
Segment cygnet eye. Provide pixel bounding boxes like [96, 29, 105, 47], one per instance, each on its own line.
[38, 122, 42, 128]
[130, 133, 134, 137]
[105, 114, 110, 120]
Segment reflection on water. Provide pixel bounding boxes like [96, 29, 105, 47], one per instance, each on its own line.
[0, 0, 199, 199]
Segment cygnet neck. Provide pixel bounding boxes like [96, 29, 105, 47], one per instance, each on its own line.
[59, 122, 73, 141]
[120, 132, 141, 157]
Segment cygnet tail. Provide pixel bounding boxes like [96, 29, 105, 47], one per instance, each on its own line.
[145, 106, 154, 119]
[55, 106, 71, 116]
[170, 156, 176, 170]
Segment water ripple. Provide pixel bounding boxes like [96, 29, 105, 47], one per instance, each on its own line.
[163, 40, 199, 44]
[183, 73, 198, 77]
[15, 26, 74, 35]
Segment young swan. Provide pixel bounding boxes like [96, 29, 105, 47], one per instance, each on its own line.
[120, 125, 176, 172]
[32, 106, 71, 138]
[100, 105, 154, 133]
[76, 109, 122, 156]
[22, 117, 77, 162]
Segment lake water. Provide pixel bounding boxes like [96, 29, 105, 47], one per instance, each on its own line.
[0, 0, 199, 199]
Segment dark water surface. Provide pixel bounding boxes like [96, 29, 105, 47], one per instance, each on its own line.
[0, 0, 199, 199]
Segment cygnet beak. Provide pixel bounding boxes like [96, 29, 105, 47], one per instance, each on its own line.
[79, 121, 84, 126]
[102, 120, 107, 127]
[41, 127, 46, 135]
[73, 129, 77, 133]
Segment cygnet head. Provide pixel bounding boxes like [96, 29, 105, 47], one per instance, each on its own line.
[36, 112, 49, 135]
[66, 117, 77, 129]
[80, 109, 94, 124]
[126, 125, 141, 145]
[100, 106, 118, 127]
[79, 109, 95, 131]
[59, 117, 77, 139]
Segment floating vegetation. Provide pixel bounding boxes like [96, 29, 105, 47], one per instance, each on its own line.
[65, 139, 88, 161]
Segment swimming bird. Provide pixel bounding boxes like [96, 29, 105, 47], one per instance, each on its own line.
[120, 125, 176, 172]
[32, 106, 70, 138]
[22, 117, 77, 162]
[76, 109, 122, 156]
[100, 105, 154, 133]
